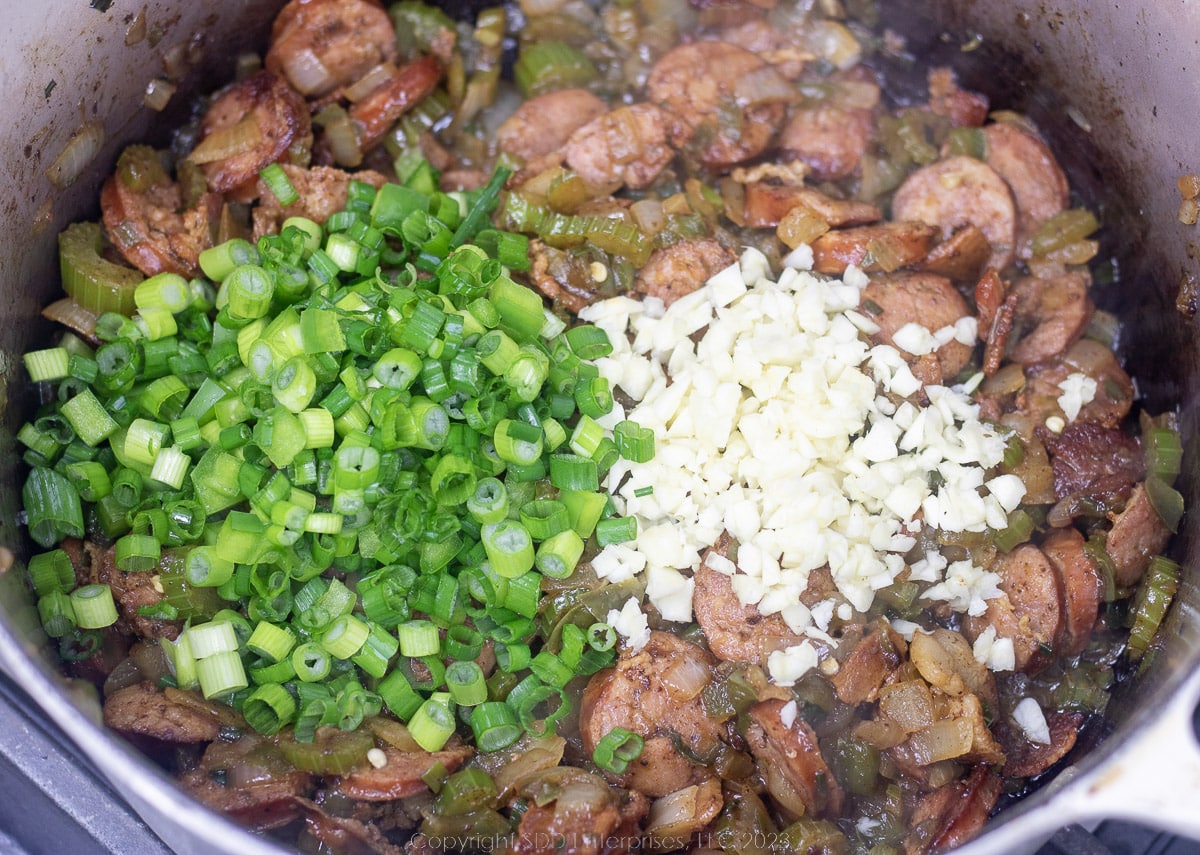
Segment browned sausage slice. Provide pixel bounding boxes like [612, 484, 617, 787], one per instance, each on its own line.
[1040, 421, 1144, 503]
[498, 88, 609, 163]
[1009, 271, 1094, 365]
[103, 682, 221, 744]
[100, 149, 220, 279]
[1022, 339, 1135, 429]
[1106, 482, 1172, 588]
[999, 710, 1084, 779]
[646, 41, 785, 168]
[812, 222, 938, 275]
[743, 181, 881, 229]
[195, 71, 312, 194]
[905, 765, 1002, 855]
[348, 55, 443, 152]
[892, 155, 1017, 272]
[579, 631, 723, 797]
[634, 238, 735, 306]
[984, 122, 1069, 253]
[266, 0, 398, 98]
[693, 535, 803, 665]
[964, 545, 1063, 673]
[830, 623, 903, 704]
[861, 272, 973, 380]
[253, 165, 388, 239]
[745, 699, 845, 818]
[564, 103, 678, 190]
[1041, 528, 1102, 657]
[921, 225, 992, 282]
[777, 106, 874, 181]
[333, 742, 473, 800]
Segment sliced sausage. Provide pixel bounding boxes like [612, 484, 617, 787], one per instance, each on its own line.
[195, 71, 312, 194]
[266, 0, 398, 98]
[983, 122, 1069, 253]
[646, 41, 786, 168]
[564, 103, 677, 190]
[579, 631, 724, 798]
[812, 222, 938, 276]
[76, 542, 182, 640]
[253, 165, 388, 239]
[348, 55, 443, 152]
[692, 536, 803, 666]
[178, 734, 313, 831]
[904, 765, 1001, 855]
[634, 238, 735, 306]
[861, 272, 973, 381]
[294, 798, 406, 855]
[498, 88, 609, 163]
[921, 225, 992, 283]
[743, 181, 881, 229]
[998, 710, 1084, 779]
[892, 155, 1017, 272]
[1008, 271, 1093, 365]
[964, 545, 1063, 673]
[511, 769, 636, 855]
[333, 742, 473, 800]
[745, 699, 844, 818]
[778, 106, 874, 181]
[830, 622, 903, 705]
[1106, 482, 1172, 588]
[1040, 421, 1144, 503]
[103, 682, 221, 744]
[1022, 339, 1135, 429]
[926, 67, 989, 128]
[100, 148, 219, 278]
[1041, 528, 1102, 657]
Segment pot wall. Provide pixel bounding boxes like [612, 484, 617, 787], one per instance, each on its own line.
[0, 2, 1197, 853]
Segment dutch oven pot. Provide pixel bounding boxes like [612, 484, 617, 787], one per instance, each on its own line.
[1, 2, 1198, 853]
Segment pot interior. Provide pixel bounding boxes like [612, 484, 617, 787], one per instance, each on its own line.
[0, 2, 1197, 852]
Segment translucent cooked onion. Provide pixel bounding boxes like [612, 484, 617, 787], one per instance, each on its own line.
[143, 78, 177, 112]
[46, 120, 105, 189]
[343, 63, 399, 103]
[660, 654, 711, 701]
[733, 65, 795, 108]
[281, 48, 335, 96]
[519, 0, 569, 16]
[42, 298, 98, 341]
[906, 719, 975, 765]
[319, 107, 363, 168]
[645, 779, 723, 849]
[630, 199, 666, 235]
[227, 763, 275, 788]
[189, 113, 261, 164]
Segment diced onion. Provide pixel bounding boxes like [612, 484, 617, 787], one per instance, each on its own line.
[733, 65, 795, 108]
[659, 654, 710, 701]
[46, 120, 105, 189]
[281, 48, 335, 96]
[343, 63, 399, 103]
[143, 77, 177, 111]
[189, 113, 262, 164]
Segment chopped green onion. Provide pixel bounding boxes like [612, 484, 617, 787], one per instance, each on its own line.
[398, 620, 441, 657]
[28, 549, 76, 597]
[614, 420, 655, 463]
[23, 467, 85, 547]
[469, 701, 521, 752]
[38, 590, 77, 638]
[408, 697, 456, 751]
[481, 520, 535, 578]
[446, 660, 487, 706]
[60, 389, 118, 446]
[246, 621, 296, 662]
[69, 584, 118, 629]
[292, 642, 334, 682]
[24, 347, 71, 382]
[243, 683, 296, 735]
[196, 650, 249, 699]
[595, 516, 637, 546]
[114, 533, 161, 572]
[320, 613, 371, 659]
[259, 163, 299, 206]
[592, 726, 645, 774]
[187, 620, 239, 659]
